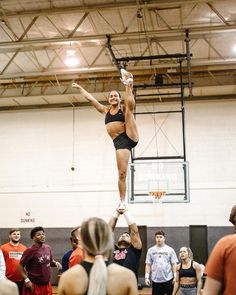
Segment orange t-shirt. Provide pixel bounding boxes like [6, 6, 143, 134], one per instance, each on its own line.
[205, 234, 236, 295]
[69, 247, 83, 268]
[1, 242, 27, 282]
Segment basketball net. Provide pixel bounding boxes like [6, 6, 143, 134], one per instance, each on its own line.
[149, 191, 166, 204]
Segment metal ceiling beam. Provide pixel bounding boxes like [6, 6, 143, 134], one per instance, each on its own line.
[0, 16, 39, 74]
[1, 24, 236, 50]
[1, 81, 235, 97]
[0, 93, 235, 112]
[0, 58, 236, 79]
[0, 64, 234, 84]
[0, 1, 214, 19]
[207, 2, 230, 26]
[203, 37, 225, 60]
[115, 53, 189, 62]
[0, 49, 20, 74]
[134, 82, 190, 89]
[68, 12, 89, 38]
[208, 70, 224, 86]
[106, 36, 121, 71]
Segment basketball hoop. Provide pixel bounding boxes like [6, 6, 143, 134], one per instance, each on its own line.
[149, 191, 166, 203]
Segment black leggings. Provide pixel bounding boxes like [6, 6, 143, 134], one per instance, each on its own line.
[152, 279, 173, 295]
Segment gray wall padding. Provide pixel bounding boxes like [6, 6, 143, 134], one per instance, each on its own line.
[0, 226, 233, 285]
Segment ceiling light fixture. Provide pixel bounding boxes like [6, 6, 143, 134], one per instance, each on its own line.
[65, 47, 79, 67]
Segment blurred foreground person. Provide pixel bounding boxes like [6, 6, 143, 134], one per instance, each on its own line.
[58, 217, 138, 295]
[0, 279, 19, 295]
[203, 234, 236, 295]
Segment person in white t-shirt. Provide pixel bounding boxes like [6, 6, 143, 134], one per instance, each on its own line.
[0, 249, 6, 280]
[145, 230, 178, 295]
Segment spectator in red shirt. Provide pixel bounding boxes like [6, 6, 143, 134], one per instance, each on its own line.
[68, 226, 83, 268]
[1, 228, 27, 294]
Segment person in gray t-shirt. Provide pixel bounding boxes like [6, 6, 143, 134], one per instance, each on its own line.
[145, 230, 178, 295]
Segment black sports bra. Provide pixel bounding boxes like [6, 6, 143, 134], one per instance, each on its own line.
[105, 109, 125, 125]
[81, 260, 111, 295]
[179, 260, 196, 278]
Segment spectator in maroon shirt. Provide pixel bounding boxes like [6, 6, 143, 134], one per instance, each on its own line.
[19, 226, 61, 295]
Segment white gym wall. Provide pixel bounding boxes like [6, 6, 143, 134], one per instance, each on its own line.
[0, 99, 235, 228]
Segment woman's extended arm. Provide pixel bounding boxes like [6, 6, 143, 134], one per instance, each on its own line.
[194, 262, 203, 295]
[172, 264, 180, 295]
[72, 82, 107, 114]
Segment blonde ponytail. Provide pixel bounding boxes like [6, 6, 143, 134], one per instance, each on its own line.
[87, 255, 107, 295]
[80, 217, 114, 295]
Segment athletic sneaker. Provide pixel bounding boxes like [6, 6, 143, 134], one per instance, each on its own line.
[120, 69, 133, 86]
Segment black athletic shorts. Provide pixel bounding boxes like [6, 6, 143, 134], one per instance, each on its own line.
[113, 132, 138, 150]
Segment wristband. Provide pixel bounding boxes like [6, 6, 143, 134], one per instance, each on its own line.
[123, 211, 135, 225]
[145, 273, 149, 279]
[25, 277, 30, 283]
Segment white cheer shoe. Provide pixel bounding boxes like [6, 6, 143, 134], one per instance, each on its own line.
[120, 69, 133, 86]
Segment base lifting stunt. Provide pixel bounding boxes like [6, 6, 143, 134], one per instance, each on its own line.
[72, 69, 138, 209]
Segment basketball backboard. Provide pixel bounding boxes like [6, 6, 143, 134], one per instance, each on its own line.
[127, 160, 189, 203]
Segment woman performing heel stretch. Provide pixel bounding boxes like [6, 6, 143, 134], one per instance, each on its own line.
[72, 69, 138, 209]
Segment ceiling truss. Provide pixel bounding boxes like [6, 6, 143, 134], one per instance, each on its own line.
[0, 0, 235, 111]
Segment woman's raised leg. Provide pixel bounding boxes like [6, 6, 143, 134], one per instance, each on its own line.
[121, 70, 139, 142]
